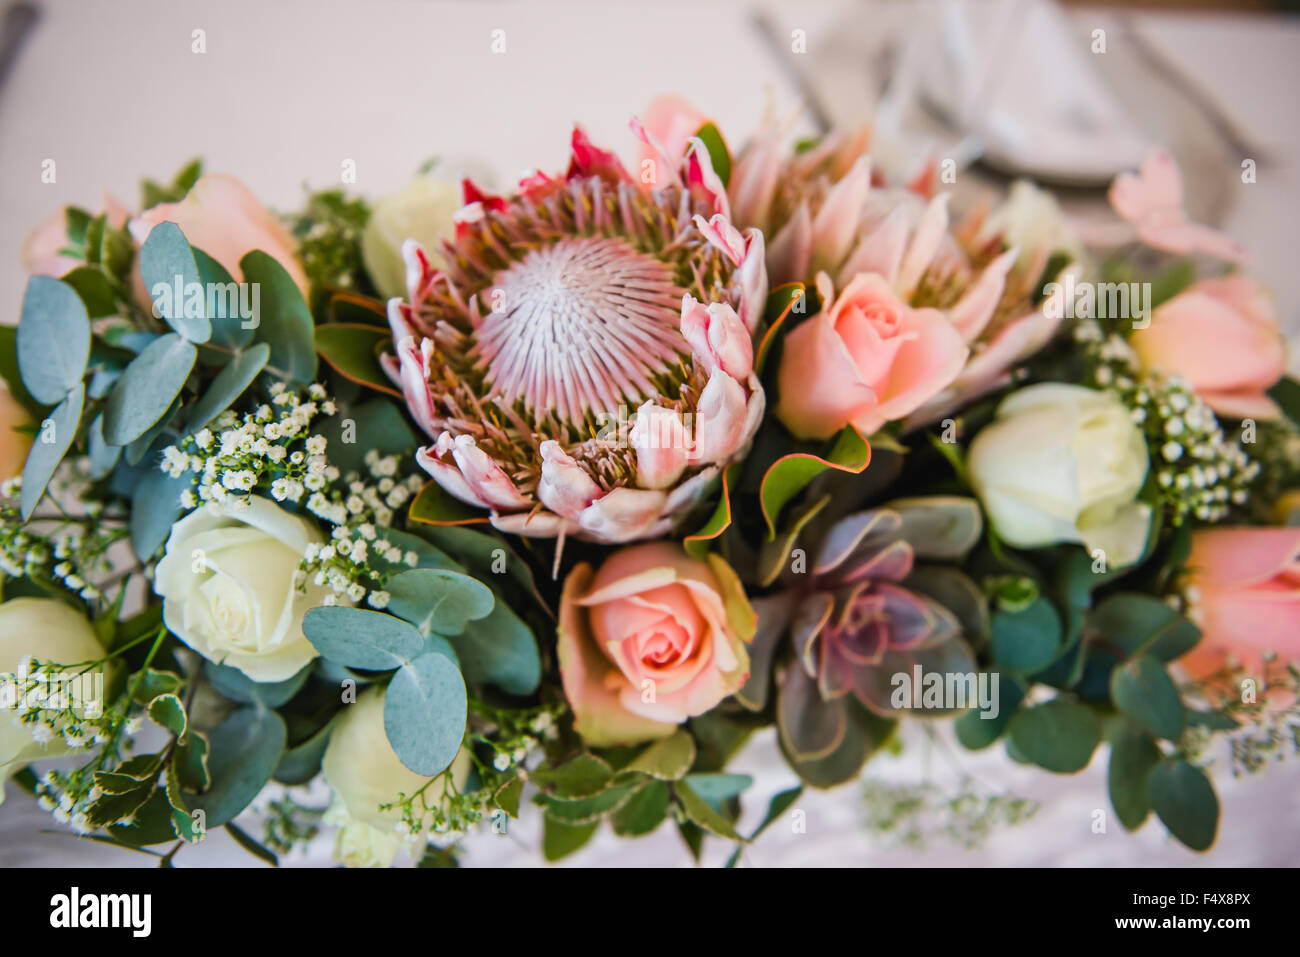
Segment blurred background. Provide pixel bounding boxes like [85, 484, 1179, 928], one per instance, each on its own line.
[1, 0, 1298, 866]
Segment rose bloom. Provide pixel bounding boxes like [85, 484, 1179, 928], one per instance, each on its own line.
[322, 686, 470, 867]
[129, 173, 308, 298]
[0, 599, 106, 804]
[153, 497, 335, 682]
[0, 382, 34, 480]
[1180, 527, 1300, 679]
[775, 271, 968, 439]
[558, 542, 756, 746]
[361, 175, 461, 299]
[1130, 275, 1285, 420]
[968, 384, 1152, 567]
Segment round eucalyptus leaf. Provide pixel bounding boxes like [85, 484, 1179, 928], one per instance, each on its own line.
[239, 250, 315, 385]
[302, 606, 425, 670]
[17, 276, 91, 404]
[205, 660, 311, 708]
[102, 333, 196, 445]
[1147, 759, 1219, 851]
[448, 599, 540, 695]
[1108, 723, 1162, 831]
[186, 705, 287, 828]
[1008, 698, 1101, 773]
[383, 650, 467, 776]
[1111, 655, 1185, 741]
[138, 221, 211, 342]
[183, 341, 270, 435]
[386, 568, 495, 636]
[991, 597, 1062, 673]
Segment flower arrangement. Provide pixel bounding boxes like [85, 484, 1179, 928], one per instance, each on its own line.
[2, 100, 1298, 867]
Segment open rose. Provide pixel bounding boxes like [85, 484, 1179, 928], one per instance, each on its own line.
[0, 382, 34, 480]
[1180, 527, 1300, 679]
[1130, 275, 1285, 420]
[558, 543, 756, 746]
[775, 271, 968, 439]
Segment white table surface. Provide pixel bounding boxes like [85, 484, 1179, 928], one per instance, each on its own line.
[2, 0, 1298, 867]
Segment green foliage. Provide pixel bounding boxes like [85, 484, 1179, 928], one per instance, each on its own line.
[1008, 699, 1101, 773]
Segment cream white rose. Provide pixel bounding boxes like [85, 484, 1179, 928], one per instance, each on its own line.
[153, 497, 332, 682]
[0, 599, 106, 805]
[361, 175, 461, 299]
[322, 686, 471, 866]
[968, 383, 1152, 566]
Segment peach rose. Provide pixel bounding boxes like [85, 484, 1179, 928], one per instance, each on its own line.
[775, 271, 968, 439]
[21, 195, 131, 278]
[1130, 275, 1285, 420]
[129, 173, 308, 298]
[1181, 527, 1300, 679]
[0, 382, 34, 480]
[557, 543, 756, 746]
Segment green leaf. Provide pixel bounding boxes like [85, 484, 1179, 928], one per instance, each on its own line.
[205, 660, 310, 708]
[129, 451, 195, 560]
[755, 282, 809, 376]
[1147, 759, 1219, 851]
[384, 650, 467, 776]
[147, 693, 187, 739]
[239, 250, 316, 385]
[1008, 698, 1101, 773]
[174, 731, 210, 792]
[20, 383, 83, 520]
[165, 762, 201, 843]
[991, 597, 1062, 673]
[1088, 593, 1201, 662]
[17, 276, 91, 404]
[683, 462, 737, 558]
[1111, 655, 1185, 741]
[273, 718, 335, 785]
[408, 479, 489, 526]
[623, 730, 697, 781]
[87, 414, 121, 479]
[1148, 259, 1196, 310]
[62, 266, 119, 317]
[726, 785, 803, 867]
[138, 221, 211, 342]
[385, 568, 494, 636]
[674, 779, 745, 842]
[129, 668, 184, 705]
[316, 398, 416, 477]
[316, 323, 400, 395]
[225, 821, 278, 866]
[682, 773, 752, 813]
[536, 784, 634, 824]
[102, 333, 196, 445]
[302, 606, 425, 669]
[1108, 723, 1162, 830]
[186, 705, 286, 828]
[492, 777, 525, 818]
[449, 600, 541, 695]
[610, 780, 671, 837]
[542, 815, 598, 862]
[692, 122, 732, 186]
[954, 676, 1024, 749]
[1267, 376, 1300, 428]
[760, 425, 871, 538]
[192, 247, 253, 350]
[182, 342, 270, 434]
[531, 754, 615, 799]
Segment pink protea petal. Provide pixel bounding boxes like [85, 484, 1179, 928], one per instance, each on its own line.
[957, 307, 1061, 394]
[730, 126, 784, 229]
[448, 435, 531, 511]
[491, 510, 581, 538]
[568, 126, 629, 183]
[735, 228, 768, 333]
[810, 157, 870, 274]
[948, 247, 1018, 343]
[768, 202, 812, 286]
[838, 205, 908, 289]
[578, 488, 669, 543]
[416, 444, 491, 510]
[635, 96, 709, 174]
[679, 295, 753, 380]
[897, 193, 950, 296]
[684, 136, 730, 219]
[692, 213, 746, 266]
[692, 369, 749, 465]
[537, 440, 603, 519]
[630, 402, 690, 490]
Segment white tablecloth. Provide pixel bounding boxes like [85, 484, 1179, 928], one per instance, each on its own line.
[2, 0, 1298, 867]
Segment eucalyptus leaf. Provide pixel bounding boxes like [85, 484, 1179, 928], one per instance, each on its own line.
[186, 705, 287, 828]
[1007, 698, 1101, 773]
[991, 598, 1062, 673]
[17, 276, 91, 405]
[205, 660, 311, 708]
[448, 600, 540, 695]
[383, 650, 467, 776]
[240, 250, 316, 384]
[183, 342, 270, 434]
[102, 333, 196, 445]
[385, 568, 494, 636]
[20, 384, 83, 520]
[302, 606, 425, 670]
[1147, 759, 1219, 851]
[1109, 723, 1162, 830]
[1111, 655, 1185, 741]
[138, 221, 211, 342]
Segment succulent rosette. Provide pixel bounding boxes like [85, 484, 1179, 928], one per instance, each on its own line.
[738, 496, 985, 786]
[730, 123, 1076, 427]
[385, 128, 768, 544]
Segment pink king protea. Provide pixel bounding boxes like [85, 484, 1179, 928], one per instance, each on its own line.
[385, 127, 767, 544]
